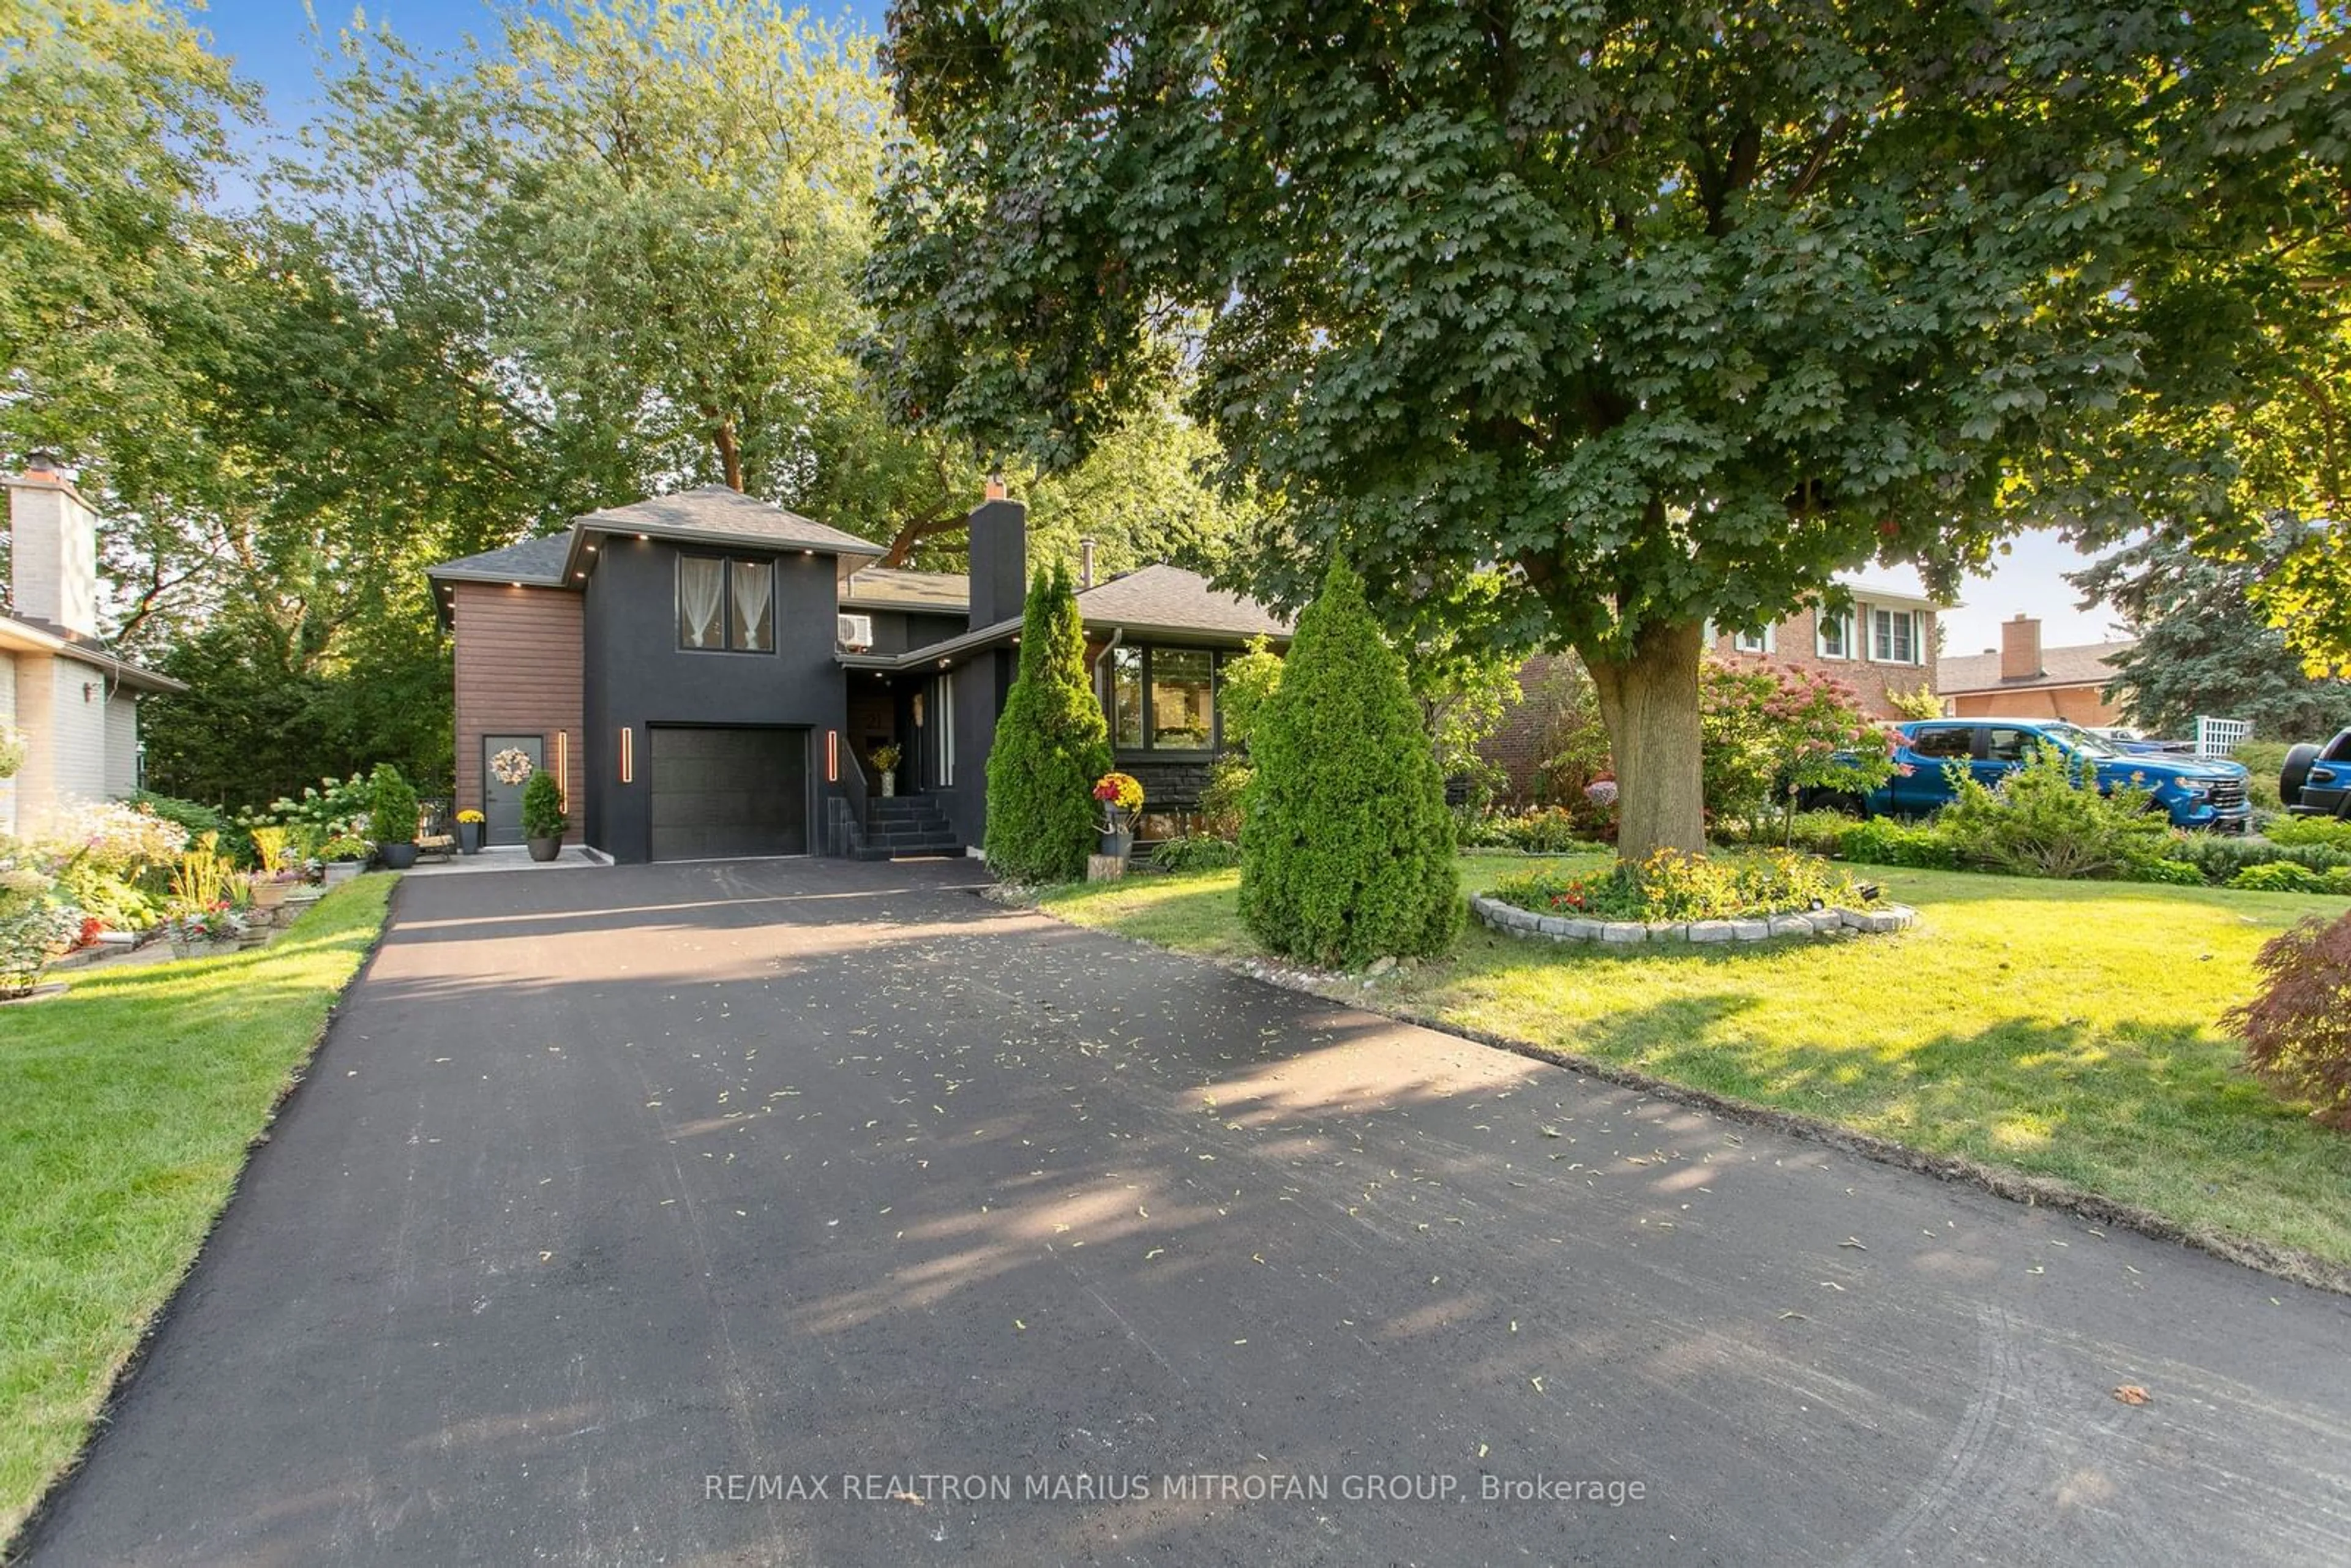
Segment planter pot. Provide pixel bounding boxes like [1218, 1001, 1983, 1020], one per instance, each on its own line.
[457, 821, 484, 855]
[323, 860, 362, 885]
[378, 842, 420, 871]
[250, 880, 290, 910]
[168, 937, 240, 961]
[1098, 829, 1134, 859]
[880, 771, 896, 797]
[527, 835, 563, 863]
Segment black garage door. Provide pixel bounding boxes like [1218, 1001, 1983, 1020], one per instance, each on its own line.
[648, 726, 808, 860]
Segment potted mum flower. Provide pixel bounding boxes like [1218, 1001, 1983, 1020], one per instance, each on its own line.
[456, 809, 486, 855]
[871, 743, 903, 797]
[1093, 771, 1143, 858]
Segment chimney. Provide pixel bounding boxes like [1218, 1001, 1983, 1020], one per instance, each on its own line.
[2000, 613, 2042, 682]
[7, 452, 101, 636]
[1079, 537, 1096, 590]
[966, 492, 1027, 630]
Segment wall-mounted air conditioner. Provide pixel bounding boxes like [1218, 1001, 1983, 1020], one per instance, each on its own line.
[837, 612, 874, 650]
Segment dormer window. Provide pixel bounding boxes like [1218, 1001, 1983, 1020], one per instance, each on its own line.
[678, 556, 774, 652]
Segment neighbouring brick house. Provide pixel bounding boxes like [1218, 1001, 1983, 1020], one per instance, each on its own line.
[1937, 614, 2133, 726]
[427, 486, 1291, 862]
[1480, 580, 1943, 804]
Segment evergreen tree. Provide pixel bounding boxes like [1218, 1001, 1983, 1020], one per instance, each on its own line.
[984, 563, 1111, 881]
[2071, 530, 2351, 740]
[1241, 561, 1461, 966]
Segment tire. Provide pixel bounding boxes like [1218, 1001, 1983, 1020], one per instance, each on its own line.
[2281, 742, 2321, 809]
[1799, 789, 1868, 819]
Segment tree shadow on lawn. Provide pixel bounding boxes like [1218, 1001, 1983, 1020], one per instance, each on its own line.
[1439, 972, 2351, 1264]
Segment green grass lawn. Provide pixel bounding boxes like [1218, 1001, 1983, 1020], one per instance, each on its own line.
[1045, 853, 2351, 1275]
[0, 875, 396, 1543]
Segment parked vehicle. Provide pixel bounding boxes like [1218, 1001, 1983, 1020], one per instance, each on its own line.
[1810, 718, 2252, 830]
[2280, 731, 2351, 817]
[2085, 725, 2198, 757]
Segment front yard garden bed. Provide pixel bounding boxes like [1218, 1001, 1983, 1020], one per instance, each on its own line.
[0, 875, 396, 1545]
[1477, 847, 1914, 943]
[1041, 854, 2351, 1286]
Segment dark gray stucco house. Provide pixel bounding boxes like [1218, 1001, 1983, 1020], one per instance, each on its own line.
[427, 487, 1289, 863]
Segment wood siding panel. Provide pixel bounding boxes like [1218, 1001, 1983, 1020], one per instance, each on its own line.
[451, 583, 585, 840]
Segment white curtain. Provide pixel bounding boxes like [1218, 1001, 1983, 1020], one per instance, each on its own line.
[730, 559, 773, 650]
[679, 557, 725, 648]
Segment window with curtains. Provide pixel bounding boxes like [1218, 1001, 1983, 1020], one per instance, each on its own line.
[677, 556, 774, 652]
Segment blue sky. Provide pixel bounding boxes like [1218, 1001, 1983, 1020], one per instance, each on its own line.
[192, 1, 2124, 658]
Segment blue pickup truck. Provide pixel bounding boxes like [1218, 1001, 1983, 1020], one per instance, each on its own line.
[1815, 718, 2252, 831]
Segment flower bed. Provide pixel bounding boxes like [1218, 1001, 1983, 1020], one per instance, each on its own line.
[1478, 848, 1914, 945]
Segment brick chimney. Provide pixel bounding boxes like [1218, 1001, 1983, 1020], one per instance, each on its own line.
[2000, 613, 2042, 681]
[6, 451, 101, 637]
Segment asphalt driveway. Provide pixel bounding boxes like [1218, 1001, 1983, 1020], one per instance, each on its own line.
[21, 858, 2351, 1566]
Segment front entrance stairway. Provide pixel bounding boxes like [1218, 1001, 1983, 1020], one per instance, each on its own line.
[848, 795, 962, 860]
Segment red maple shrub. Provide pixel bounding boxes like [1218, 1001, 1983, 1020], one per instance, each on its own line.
[2226, 912, 2351, 1130]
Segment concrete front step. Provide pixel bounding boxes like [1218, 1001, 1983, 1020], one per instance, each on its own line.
[849, 842, 966, 861]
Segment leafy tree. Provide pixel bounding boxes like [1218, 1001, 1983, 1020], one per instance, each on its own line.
[2071, 528, 2351, 741]
[0, 0, 253, 487]
[1240, 561, 1459, 966]
[867, 0, 2341, 859]
[983, 564, 1111, 881]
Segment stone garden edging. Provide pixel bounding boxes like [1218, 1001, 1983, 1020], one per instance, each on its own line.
[1469, 891, 1916, 945]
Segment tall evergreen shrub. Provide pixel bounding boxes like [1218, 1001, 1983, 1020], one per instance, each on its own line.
[1240, 560, 1461, 965]
[984, 563, 1112, 881]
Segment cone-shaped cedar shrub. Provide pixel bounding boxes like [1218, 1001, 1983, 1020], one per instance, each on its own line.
[1240, 560, 1461, 966]
[369, 763, 420, 847]
[984, 562, 1112, 882]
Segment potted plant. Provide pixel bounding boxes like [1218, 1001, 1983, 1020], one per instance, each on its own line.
[522, 771, 567, 861]
[871, 743, 903, 797]
[370, 763, 422, 870]
[165, 902, 245, 959]
[320, 834, 371, 883]
[1093, 771, 1143, 858]
[456, 809, 486, 854]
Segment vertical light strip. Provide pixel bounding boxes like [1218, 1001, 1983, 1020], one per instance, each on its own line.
[619, 726, 634, 784]
[557, 730, 570, 811]
[826, 729, 839, 783]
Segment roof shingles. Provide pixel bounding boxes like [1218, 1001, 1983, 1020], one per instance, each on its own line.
[1937, 639, 2134, 694]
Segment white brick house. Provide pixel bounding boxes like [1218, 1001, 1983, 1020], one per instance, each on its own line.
[1, 455, 182, 835]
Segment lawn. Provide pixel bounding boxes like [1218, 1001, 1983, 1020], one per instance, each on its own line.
[1044, 853, 2351, 1277]
[0, 875, 397, 1544]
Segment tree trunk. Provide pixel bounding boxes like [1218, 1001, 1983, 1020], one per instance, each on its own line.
[712, 416, 744, 491]
[1581, 618, 1708, 860]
